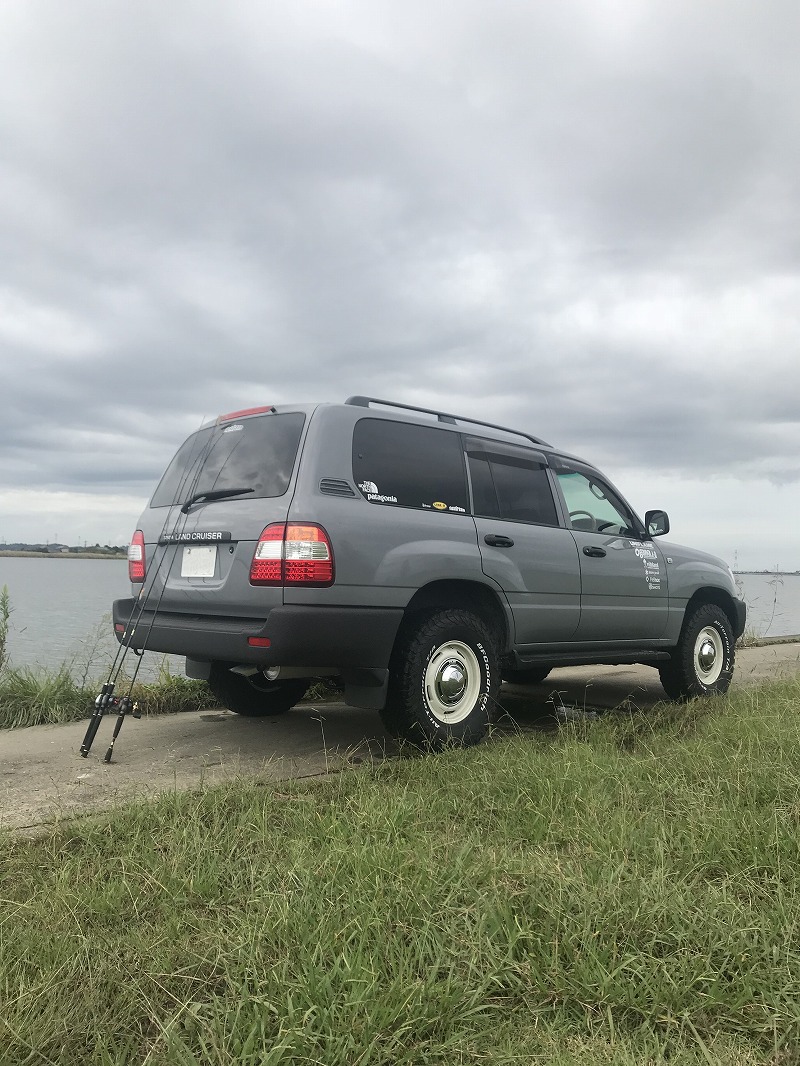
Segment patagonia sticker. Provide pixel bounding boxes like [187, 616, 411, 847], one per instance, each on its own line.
[358, 480, 397, 503]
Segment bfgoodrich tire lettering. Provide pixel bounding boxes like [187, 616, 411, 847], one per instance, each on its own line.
[382, 609, 499, 749]
[659, 604, 735, 700]
[207, 664, 309, 717]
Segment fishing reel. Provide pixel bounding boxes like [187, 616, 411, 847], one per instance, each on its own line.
[80, 685, 142, 762]
[94, 692, 141, 719]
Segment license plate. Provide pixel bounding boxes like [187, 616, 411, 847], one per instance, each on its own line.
[181, 545, 216, 578]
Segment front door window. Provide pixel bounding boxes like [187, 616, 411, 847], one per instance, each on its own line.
[555, 464, 667, 640]
[556, 470, 636, 537]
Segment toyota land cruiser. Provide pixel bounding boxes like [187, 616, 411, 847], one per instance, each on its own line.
[114, 396, 746, 748]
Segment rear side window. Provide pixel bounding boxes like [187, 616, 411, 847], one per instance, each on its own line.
[352, 418, 469, 513]
[468, 451, 559, 526]
[151, 412, 305, 508]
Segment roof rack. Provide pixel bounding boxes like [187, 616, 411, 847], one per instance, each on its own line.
[345, 396, 550, 448]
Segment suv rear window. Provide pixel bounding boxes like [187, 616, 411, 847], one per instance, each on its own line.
[352, 418, 469, 513]
[150, 412, 305, 508]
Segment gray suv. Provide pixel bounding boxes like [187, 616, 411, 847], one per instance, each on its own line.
[114, 396, 746, 748]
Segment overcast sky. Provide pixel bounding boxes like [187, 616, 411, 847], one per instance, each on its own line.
[2, 0, 799, 568]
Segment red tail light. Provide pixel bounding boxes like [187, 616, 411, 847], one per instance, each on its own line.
[128, 530, 146, 582]
[250, 523, 334, 586]
[217, 405, 275, 423]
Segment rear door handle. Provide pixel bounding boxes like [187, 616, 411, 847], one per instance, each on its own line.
[484, 534, 514, 548]
[583, 545, 606, 558]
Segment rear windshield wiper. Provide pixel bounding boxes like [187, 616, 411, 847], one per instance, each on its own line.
[181, 487, 255, 513]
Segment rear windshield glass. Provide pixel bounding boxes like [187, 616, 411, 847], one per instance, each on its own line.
[352, 418, 469, 513]
[150, 413, 305, 508]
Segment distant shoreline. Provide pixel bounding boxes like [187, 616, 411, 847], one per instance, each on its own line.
[735, 570, 800, 577]
[0, 551, 126, 560]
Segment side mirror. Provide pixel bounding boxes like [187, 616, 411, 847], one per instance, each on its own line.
[644, 509, 670, 538]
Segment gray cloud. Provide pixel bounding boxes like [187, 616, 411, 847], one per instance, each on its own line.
[1, 0, 799, 560]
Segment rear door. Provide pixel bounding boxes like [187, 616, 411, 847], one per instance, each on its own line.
[140, 409, 308, 618]
[552, 461, 669, 641]
[467, 438, 581, 645]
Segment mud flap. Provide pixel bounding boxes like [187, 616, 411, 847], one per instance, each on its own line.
[342, 668, 389, 710]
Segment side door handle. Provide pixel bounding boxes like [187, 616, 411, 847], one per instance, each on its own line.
[583, 545, 607, 558]
[484, 534, 514, 548]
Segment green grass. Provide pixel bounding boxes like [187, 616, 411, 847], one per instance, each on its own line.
[0, 667, 336, 730]
[0, 583, 10, 674]
[0, 590, 219, 728]
[3, 679, 800, 1063]
[0, 662, 219, 729]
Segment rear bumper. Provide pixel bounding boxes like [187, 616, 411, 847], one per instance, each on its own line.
[112, 599, 404, 670]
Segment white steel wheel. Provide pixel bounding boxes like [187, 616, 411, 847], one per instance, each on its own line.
[382, 608, 499, 749]
[659, 603, 735, 700]
[693, 625, 724, 686]
[423, 639, 482, 724]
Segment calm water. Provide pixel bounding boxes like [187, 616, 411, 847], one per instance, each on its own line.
[734, 572, 800, 640]
[0, 558, 798, 679]
[0, 557, 170, 682]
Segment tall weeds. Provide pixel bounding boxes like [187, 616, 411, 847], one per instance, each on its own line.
[0, 665, 217, 728]
[0, 584, 10, 675]
[0, 588, 217, 728]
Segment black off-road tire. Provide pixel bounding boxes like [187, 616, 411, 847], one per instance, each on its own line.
[381, 609, 499, 750]
[207, 664, 309, 717]
[658, 604, 735, 701]
[502, 667, 551, 686]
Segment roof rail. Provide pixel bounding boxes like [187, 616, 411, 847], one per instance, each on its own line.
[344, 395, 550, 447]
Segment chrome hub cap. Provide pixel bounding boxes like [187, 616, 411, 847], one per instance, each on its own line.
[436, 660, 467, 704]
[698, 640, 717, 672]
[693, 626, 724, 685]
[424, 640, 482, 724]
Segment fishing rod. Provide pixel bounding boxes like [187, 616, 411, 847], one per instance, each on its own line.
[79, 426, 218, 759]
[99, 425, 253, 763]
[79, 418, 223, 760]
